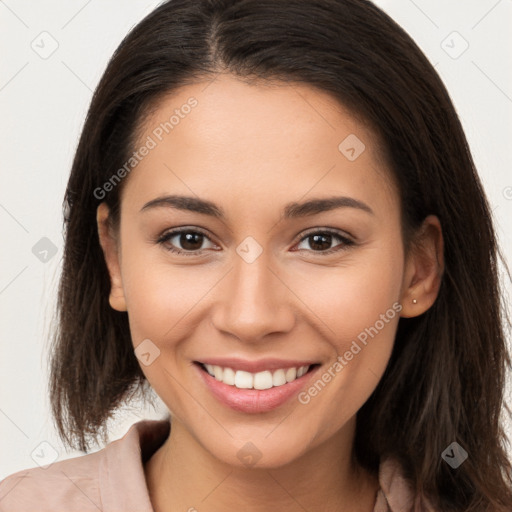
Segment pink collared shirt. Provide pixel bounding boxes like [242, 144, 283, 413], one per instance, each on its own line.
[0, 419, 435, 511]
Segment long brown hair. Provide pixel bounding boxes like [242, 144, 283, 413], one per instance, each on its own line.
[48, 1, 512, 509]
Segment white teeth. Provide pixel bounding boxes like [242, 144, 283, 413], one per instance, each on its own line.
[222, 367, 236, 385]
[203, 364, 311, 389]
[253, 371, 273, 390]
[213, 365, 223, 381]
[234, 370, 253, 389]
[285, 367, 297, 382]
[272, 369, 287, 386]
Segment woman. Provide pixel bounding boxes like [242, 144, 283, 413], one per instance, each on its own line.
[1, 0, 511, 511]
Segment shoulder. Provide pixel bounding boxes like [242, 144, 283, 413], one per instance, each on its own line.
[377, 457, 438, 512]
[0, 448, 103, 511]
[0, 419, 170, 512]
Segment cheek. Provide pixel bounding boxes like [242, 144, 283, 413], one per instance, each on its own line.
[119, 215, 227, 340]
[122, 258, 213, 344]
[288, 241, 403, 418]
[292, 238, 403, 340]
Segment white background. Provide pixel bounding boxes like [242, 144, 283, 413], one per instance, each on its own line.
[1, 0, 511, 478]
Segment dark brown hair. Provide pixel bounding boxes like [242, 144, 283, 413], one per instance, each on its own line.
[48, 0, 512, 510]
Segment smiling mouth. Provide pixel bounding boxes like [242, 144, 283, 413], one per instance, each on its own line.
[194, 361, 320, 390]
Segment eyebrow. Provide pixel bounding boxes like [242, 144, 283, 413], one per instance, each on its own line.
[140, 194, 374, 218]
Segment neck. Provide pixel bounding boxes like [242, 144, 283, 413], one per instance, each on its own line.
[144, 417, 380, 512]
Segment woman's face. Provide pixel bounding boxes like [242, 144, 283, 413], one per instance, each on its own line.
[99, 74, 416, 468]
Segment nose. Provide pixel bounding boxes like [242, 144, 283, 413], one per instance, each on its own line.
[210, 250, 296, 343]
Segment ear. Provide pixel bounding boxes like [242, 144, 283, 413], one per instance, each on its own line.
[399, 214, 444, 318]
[96, 202, 127, 312]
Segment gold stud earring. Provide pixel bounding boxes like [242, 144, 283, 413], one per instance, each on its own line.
[412, 298, 417, 304]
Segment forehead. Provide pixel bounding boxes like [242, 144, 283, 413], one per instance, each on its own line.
[123, 74, 398, 216]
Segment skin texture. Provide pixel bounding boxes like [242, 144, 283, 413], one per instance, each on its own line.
[97, 74, 444, 512]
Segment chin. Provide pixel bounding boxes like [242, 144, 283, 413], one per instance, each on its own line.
[200, 433, 313, 470]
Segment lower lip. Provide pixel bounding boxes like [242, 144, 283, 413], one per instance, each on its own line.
[194, 363, 320, 413]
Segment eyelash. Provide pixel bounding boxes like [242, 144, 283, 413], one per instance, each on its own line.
[155, 227, 355, 257]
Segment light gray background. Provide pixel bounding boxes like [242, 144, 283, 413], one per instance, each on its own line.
[1, 0, 511, 478]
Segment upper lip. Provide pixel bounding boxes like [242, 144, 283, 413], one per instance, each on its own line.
[196, 357, 319, 373]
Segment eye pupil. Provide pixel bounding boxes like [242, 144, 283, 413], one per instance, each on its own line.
[309, 234, 332, 251]
[181, 232, 203, 251]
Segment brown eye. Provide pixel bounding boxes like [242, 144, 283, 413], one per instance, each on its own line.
[306, 233, 334, 251]
[157, 228, 216, 256]
[176, 232, 204, 251]
[295, 229, 354, 254]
